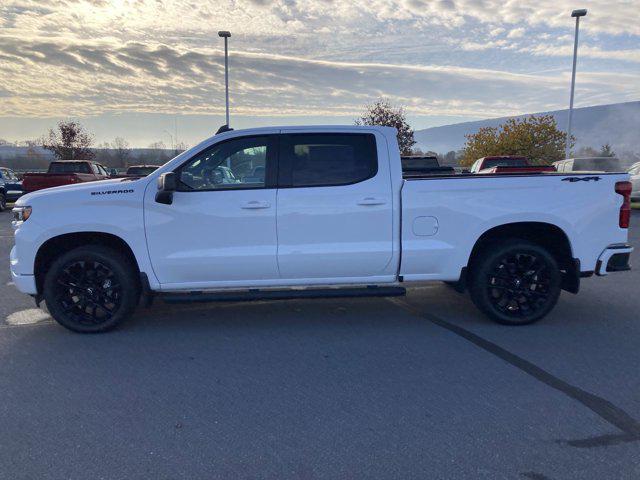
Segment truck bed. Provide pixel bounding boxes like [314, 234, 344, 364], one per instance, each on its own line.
[399, 172, 630, 281]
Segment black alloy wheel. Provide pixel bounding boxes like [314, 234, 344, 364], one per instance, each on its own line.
[44, 246, 139, 333]
[469, 240, 561, 325]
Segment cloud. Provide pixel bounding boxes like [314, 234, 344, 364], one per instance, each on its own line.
[507, 28, 525, 39]
[1, 36, 637, 120]
[0, 0, 638, 126]
[523, 43, 640, 63]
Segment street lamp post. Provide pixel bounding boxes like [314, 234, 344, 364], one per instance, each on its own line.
[163, 130, 174, 151]
[218, 31, 231, 128]
[566, 9, 587, 159]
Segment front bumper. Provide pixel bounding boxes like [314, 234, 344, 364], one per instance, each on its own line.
[595, 244, 633, 276]
[10, 245, 37, 294]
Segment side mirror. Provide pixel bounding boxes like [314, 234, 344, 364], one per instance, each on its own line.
[156, 172, 176, 205]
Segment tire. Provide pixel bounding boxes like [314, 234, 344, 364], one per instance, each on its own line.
[468, 239, 561, 326]
[43, 246, 140, 333]
[0, 192, 6, 212]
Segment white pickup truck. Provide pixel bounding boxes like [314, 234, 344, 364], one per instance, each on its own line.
[10, 126, 633, 333]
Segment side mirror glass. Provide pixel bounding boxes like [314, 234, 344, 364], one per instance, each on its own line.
[156, 172, 176, 205]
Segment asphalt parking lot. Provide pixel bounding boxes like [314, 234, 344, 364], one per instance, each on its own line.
[0, 207, 639, 480]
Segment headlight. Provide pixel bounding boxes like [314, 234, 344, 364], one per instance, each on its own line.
[12, 206, 32, 222]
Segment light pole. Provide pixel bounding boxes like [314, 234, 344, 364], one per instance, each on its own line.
[163, 130, 174, 151]
[218, 31, 231, 128]
[566, 8, 587, 159]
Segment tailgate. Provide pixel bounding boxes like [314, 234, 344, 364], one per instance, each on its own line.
[23, 173, 82, 191]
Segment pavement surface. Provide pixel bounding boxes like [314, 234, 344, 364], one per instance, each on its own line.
[0, 206, 639, 480]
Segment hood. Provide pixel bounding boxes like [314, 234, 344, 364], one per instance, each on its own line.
[16, 177, 148, 206]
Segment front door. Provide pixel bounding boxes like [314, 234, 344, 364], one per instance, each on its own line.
[276, 131, 395, 282]
[144, 134, 279, 289]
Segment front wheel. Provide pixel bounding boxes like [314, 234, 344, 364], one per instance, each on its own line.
[0, 192, 6, 212]
[468, 240, 561, 325]
[43, 246, 140, 333]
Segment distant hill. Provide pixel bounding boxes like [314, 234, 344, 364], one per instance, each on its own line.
[414, 101, 640, 156]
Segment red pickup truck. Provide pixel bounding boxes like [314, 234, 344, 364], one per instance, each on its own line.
[22, 161, 110, 194]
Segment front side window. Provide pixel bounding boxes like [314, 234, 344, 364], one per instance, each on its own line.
[177, 136, 272, 191]
[281, 133, 377, 187]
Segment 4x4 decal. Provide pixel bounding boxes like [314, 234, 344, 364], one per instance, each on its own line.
[561, 176, 601, 182]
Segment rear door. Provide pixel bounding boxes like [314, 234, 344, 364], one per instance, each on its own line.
[276, 131, 395, 282]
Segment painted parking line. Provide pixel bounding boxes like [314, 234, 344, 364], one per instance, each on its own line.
[388, 297, 640, 448]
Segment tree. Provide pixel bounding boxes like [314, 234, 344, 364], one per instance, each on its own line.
[355, 99, 416, 155]
[111, 137, 132, 167]
[459, 115, 572, 166]
[42, 120, 95, 160]
[599, 143, 615, 157]
[575, 146, 599, 157]
[442, 150, 457, 166]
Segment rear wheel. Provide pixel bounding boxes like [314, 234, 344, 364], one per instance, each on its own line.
[469, 239, 561, 325]
[43, 246, 140, 333]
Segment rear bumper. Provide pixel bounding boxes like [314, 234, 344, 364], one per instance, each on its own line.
[595, 244, 633, 276]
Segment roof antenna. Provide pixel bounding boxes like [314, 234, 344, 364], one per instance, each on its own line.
[216, 30, 233, 135]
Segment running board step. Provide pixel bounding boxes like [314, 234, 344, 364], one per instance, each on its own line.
[162, 286, 406, 304]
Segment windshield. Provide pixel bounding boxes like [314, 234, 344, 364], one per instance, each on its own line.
[483, 158, 528, 169]
[49, 162, 91, 174]
[572, 158, 622, 172]
[402, 157, 439, 170]
[127, 166, 158, 176]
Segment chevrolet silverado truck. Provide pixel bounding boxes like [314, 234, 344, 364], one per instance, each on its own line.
[10, 126, 634, 333]
[22, 160, 110, 194]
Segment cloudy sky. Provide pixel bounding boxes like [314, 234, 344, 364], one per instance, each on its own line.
[1, 0, 639, 147]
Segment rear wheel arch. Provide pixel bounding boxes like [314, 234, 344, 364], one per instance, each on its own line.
[466, 222, 577, 293]
[34, 232, 141, 294]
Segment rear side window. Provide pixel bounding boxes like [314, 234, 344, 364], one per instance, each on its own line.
[280, 133, 377, 187]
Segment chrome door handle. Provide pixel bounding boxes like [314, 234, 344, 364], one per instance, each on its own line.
[357, 197, 386, 206]
[241, 200, 271, 209]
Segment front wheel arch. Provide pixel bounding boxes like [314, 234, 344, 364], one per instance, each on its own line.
[34, 232, 141, 295]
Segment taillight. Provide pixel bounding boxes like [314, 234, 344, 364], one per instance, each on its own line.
[615, 181, 632, 228]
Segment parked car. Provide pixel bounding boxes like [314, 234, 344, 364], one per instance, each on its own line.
[10, 125, 633, 333]
[21, 160, 110, 194]
[470, 156, 529, 173]
[0, 172, 5, 211]
[553, 157, 623, 173]
[125, 165, 159, 177]
[629, 162, 640, 201]
[111, 165, 160, 178]
[0, 167, 23, 207]
[401, 156, 455, 176]
[478, 165, 557, 174]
